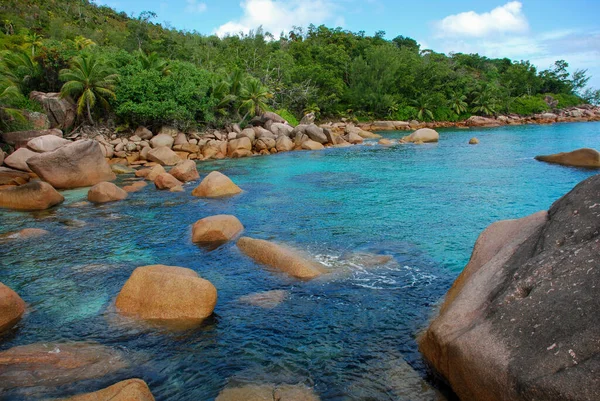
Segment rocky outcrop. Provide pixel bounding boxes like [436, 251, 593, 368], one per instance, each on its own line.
[419, 174, 600, 401]
[535, 148, 600, 168]
[27, 140, 116, 189]
[192, 215, 244, 244]
[3, 147, 37, 171]
[237, 237, 327, 280]
[88, 182, 128, 203]
[29, 91, 76, 130]
[401, 128, 439, 143]
[60, 379, 155, 401]
[27, 134, 70, 152]
[0, 282, 26, 333]
[0, 181, 64, 210]
[169, 160, 199, 182]
[0, 342, 128, 389]
[115, 265, 217, 327]
[216, 383, 320, 401]
[191, 171, 242, 198]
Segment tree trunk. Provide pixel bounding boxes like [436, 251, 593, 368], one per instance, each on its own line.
[87, 100, 94, 125]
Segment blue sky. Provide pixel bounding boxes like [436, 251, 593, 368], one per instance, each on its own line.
[93, 0, 600, 88]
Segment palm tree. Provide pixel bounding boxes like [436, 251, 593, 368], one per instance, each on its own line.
[0, 77, 26, 129]
[412, 96, 434, 121]
[450, 93, 468, 115]
[238, 78, 271, 120]
[137, 50, 171, 76]
[471, 88, 498, 116]
[0, 49, 41, 93]
[73, 36, 96, 51]
[59, 54, 118, 124]
[211, 70, 246, 118]
[23, 32, 44, 57]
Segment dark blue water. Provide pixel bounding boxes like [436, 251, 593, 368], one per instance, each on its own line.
[0, 122, 598, 400]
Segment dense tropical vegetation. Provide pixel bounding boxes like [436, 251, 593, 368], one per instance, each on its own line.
[0, 0, 598, 132]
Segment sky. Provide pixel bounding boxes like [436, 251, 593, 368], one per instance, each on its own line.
[93, 0, 600, 89]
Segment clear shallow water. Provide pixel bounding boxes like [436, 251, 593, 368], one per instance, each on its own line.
[0, 122, 598, 400]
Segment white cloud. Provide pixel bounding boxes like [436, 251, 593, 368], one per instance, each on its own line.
[435, 1, 528, 38]
[214, 0, 340, 37]
[186, 0, 207, 14]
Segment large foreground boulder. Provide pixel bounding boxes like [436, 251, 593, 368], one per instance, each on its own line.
[88, 182, 128, 203]
[61, 379, 155, 401]
[237, 237, 327, 280]
[29, 91, 76, 129]
[115, 265, 217, 327]
[0, 181, 64, 210]
[401, 128, 439, 143]
[27, 140, 116, 189]
[419, 174, 600, 401]
[191, 171, 242, 198]
[0, 342, 128, 389]
[0, 283, 26, 333]
[192, 215, 244, 244]
[535, 148, 600, 168]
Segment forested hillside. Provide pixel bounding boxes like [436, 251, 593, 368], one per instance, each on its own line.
[0, 0, 598, 131]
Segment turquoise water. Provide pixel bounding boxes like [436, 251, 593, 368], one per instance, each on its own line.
[0, 122, 598, 400]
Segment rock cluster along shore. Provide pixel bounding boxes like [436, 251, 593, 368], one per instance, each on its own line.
[419, 174, 600, 401]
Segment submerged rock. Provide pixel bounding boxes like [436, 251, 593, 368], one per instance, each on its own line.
[0, 342, 128, 389]
[191, 171, 242, 198]
[60, 378, 155, 401]
[0, 282, 26, 334]
[0, 228, 49, 241]
[535, 148, 600, 168]
[419, 174, 600, 401]
[237, 237, 327, 280]
[123, 181, 148, 193]
[0, 181, 64, 210]
[238, 290, 288, 309]
[88, 182, 128, 203]
[192, 214, 244, 244]
[27, 140, 116, 189]
[216, 383, 320, 401]
[115, 265, 217, 328]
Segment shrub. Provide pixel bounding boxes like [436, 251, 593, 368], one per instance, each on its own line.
[275, 109, 299, 126]
[550, 93, 584, 108]
[509, 95, 550, 115]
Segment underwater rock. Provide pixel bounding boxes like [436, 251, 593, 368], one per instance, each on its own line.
[237, 237, 327, 280]
[0, 181, 64, 210]
[60, 378, 155, 401]
[88, 182, 128, 203]
[191, 171, 242, 198]
[419, 174, 600, 401]
[192, 214, 243, 244]
[115, 265, 217, 328]
[0, 282, 26, 334]
[238, 290, 287, 309]
[535, 148, 600, 168]
[0, 342, 128, 389]
[378, 138, 393, 146]
[123, 181, 148, 193]
[216, 383, 320, 401]
[0, 228, 49, 241]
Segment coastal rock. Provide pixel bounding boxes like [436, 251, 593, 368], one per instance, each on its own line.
[301, 140, 325, 150]
[239, 290, 287, 309]
[174, 133, 188, 145]
[370, 121, 396, 131]
[465, 115, 502, 127]
[134, 126, 153, 140]
[60, 379, 155, 401]
[0, 181, 64, 210]
[344, 132, 363, 144]
[169, 160, 199, 182]
[192, 214, 244, 244]
[0, 342, 128, 389]
[419, 174, 600, 401]
[228, 137, 252, 156]
[534, 148, 600, 168]
[255, 137, 276, 151]
[0, 282, 26, 333]
[305, 124, 328, 144]
[0, 167, 29, 186]
[254, 126, 276, 140]
[378, 138, 393, 146]
[27, 135, 70, 153]
[299, 112, 315, 125]
[142, 165, 166, 181]
[23, 110, 50, 130]
[347, 126, 381, 139]
[0, 228, 50, 241]
[216, 383, 320, 401]
[191, 171, 242, 198]
[402, 128, 439, 143]
[154, 173, 183, 190]
[270, 122, 294, 137]
[111, 164, 135, 174]
[469, 137, 479, 145]
[150, 133, 174, 149]
[0, 128, 63, 147]
[29, 91, 76, 129]
[115, 265, 217, 327]
[276, 135, 294, 152]
[27, 140, 116, 189]
[261, 111, 287, 124]
[3, 148, 38, 172]
[123, 181, 147, 193]
[237, 237, 327, 280]
[88, 182, 128, 203]
[239, 128, 256, 142]
[147, 146, 181, 166]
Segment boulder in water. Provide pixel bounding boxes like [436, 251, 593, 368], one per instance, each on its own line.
[146, 146, 181, 166]
[401, 128, 439, 143]
[115, 265, 217, 327]
[27, 140, 116, 189]
[237, 237, 327, 280]
[191, 171, 242, 198]
[88, 182, 128, 203]
[154, 173, 183, 190]
[301, 140, 325, 150]
[0, 282, 26, 333]
[469, 137, 479, 145]
[0, 181, 64, 210]
[60, 378, 155, 401]
[535, 148, 600, 168]
[419, 174, 600, 401]
[169, 160, 199, 182]
[192, 215, 244, 244]
[123, 181, 147, 193]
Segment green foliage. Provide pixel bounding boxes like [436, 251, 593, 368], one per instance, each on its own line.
[275, 109, 298, 126]
[551, 93, 583, 108]
[114, 60, 215, 129]
[509, 95, 550, 115]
